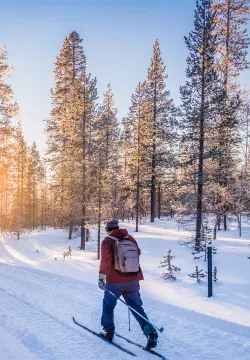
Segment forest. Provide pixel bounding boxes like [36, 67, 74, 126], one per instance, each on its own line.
[0, 0, 250, 258]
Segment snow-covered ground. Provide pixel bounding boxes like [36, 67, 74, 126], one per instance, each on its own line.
[0, 218, 249, 359]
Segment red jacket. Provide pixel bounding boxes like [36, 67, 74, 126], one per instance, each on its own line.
[99, 228, 144, 284]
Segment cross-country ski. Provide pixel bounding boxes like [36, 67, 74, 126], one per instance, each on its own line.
[115, 332, 168, 360]
[72, 317, 137, 356]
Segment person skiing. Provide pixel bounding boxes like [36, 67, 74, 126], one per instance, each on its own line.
[98, 219, 158, 350]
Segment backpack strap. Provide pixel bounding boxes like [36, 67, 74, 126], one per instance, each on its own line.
[107, 235, 129, 241]
[107, 235, 118, 241]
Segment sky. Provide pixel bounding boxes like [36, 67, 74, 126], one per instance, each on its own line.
[1, 0, 250, 154]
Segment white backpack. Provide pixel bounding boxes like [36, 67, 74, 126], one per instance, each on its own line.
[108, 235, 140, 274]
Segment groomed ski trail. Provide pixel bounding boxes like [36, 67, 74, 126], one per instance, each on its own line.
[0, 263, 249, 359]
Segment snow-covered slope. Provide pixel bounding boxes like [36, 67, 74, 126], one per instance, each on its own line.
[0, 219, 249, 359]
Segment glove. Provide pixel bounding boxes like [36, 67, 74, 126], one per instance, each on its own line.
[98, 273, 106, 290]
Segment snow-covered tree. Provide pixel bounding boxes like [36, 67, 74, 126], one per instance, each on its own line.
[159, 249, 181, 281]
[146, 40, 176, 223]
[180, 0, 222, 249]
[122, 82, 151, 231]
[46, 31, 98, 249]
[0, 45, 18, 233]
[212, 0, 250, 230]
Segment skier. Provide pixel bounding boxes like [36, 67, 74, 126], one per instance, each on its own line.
[98, 219, 158, 349]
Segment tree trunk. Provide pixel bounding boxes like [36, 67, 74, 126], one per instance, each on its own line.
[239, 212, 242, 238]
[221, 1, 230, 232]
[44, 189, 47, 231]
[21, 147, 24, 223]
[213, 222, 217, 240]
[217, 215, 221, 230]
[5, 168, 8, 231]
[195, 8, 206, 251]
[224, 214, 227, 231]
[86, 228, 90, 242]
[81, 82, 87, 250]
[17, 149, 20, 239]
[68, 220, 73, 240]
[81, 220, 86, 249]
[135, 83, 141, 232]
[151, 77, 157, 223]
[42, 176, 47, 230]
[97, 157, 102, 260]
[158, 183, 161, 219]
[151, 174, 156, 222]
[97, 215, 101, 260]
[32, 180, 35, 230]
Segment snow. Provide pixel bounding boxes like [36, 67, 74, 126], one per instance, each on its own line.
[0, 218, 249, 359]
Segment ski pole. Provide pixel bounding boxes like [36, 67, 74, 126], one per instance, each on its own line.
[102, 282, 164, 334]
[128, 307, 131, 331]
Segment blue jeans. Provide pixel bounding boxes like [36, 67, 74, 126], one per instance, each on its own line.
[101, 281, 154, 336]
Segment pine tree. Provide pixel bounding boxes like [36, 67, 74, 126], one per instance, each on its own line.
[75, 62, 97, 249]
[122, 82, 151, 231]
[176, 145, 198, 215]
[236, 98, 250, 230]
[132, 83, 148, 231]
[90, 90, 118, 258]
[214, 0, 250, 86]
[146, 40, 175, 223]
[0, 46, 18, 118]
[13, 122, 27, 237]
[40, 164, 47, 230]
[98, 84, 119, 211]
[0, 45, 18, 233]
[189, 265, 206, 282]
[99, 84, 119, 167]
[27, 142, 43, 231]
[159, 249, 181, 280]
[192, 220, 217, 259]
[91, 124, 109, 260]
[46, 31, 98, 249]
[213, 0, 250, 230]
[46, 31, 85, 233]
[180, 0, 222, 250]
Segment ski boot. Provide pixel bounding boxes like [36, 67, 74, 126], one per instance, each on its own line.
[146, 331, 158, 350]
[99, 327, 115, 341]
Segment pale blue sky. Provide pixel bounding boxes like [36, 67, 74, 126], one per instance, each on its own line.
[1, 0, 249, 153]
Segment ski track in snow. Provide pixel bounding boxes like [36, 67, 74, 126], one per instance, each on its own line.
[1, 219, 250, 359]
[0, 262, 249, 360]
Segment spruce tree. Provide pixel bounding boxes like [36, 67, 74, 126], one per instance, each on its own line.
[180, 0, 222, 249]
[0, 46, 18, 118]
[98, 84, 119, 211]
[212, 0, 250, 230]
[13, 122, 27, 237]
[122, 82, 151, 231]
[146, 40, 175, 223]
[0, 45, 18, 233]
[89, 87, 118, 257]
[75, 64, 97, 249]
[46, 31, 97, 249]
[159, 249, 181, 281]
[91, 115, 109, 259]
[46, 31, 86, 234]
[214, 0, 250, 86]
